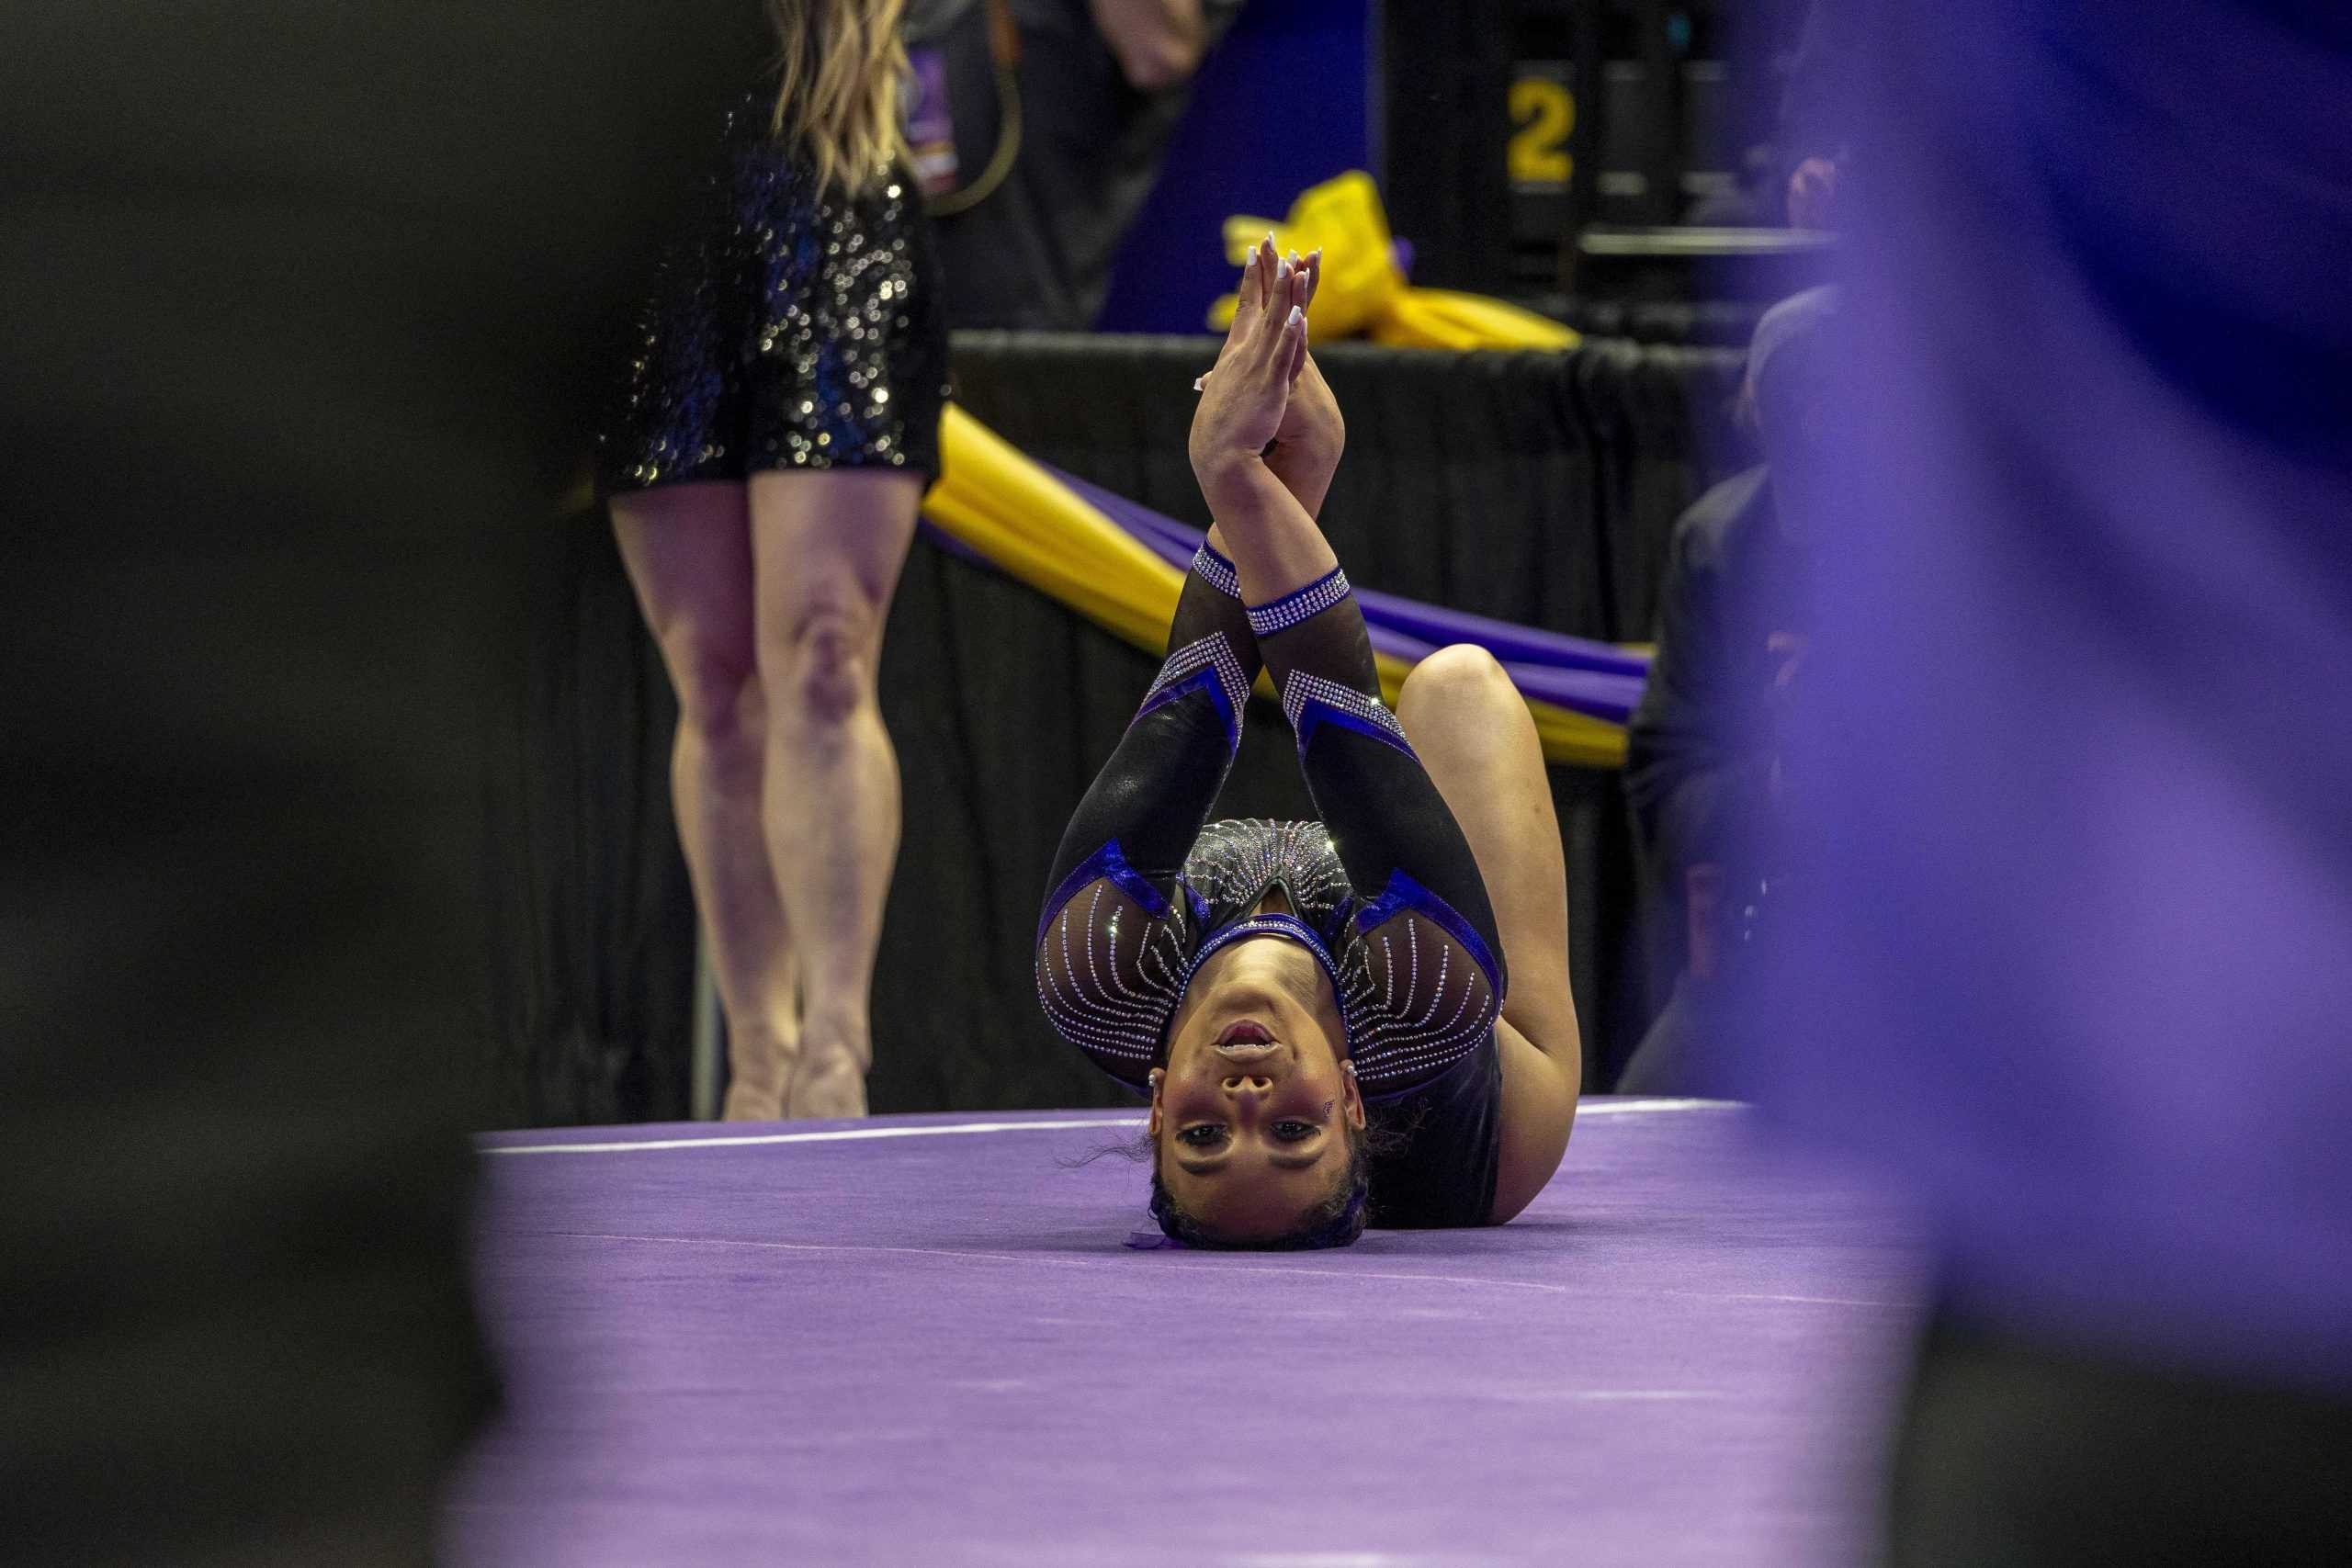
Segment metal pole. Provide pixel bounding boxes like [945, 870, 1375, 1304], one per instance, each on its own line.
[689, 923, 724, 1121]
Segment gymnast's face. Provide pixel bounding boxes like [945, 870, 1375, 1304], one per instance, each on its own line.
[1150, 936, 1367, 1242]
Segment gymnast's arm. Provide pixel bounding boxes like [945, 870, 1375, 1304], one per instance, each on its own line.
[1190, 274, 1505, 1093]
[1034, 539, 1261, 1086]
[1034, 241, 1340, 1083]
[1203, 457, 1506, 994]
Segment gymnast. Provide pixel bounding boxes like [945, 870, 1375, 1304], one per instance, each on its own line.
[1038, 240, 1583, 1247]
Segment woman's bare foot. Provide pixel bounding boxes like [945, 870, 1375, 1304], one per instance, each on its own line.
[785, 1011, 870, 1117]
[785, 1052, 867, 1118]
[721, 1024, 797, 1121]
[722, 1080, 784, 1121]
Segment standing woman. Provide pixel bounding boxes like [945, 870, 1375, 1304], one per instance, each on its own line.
[601, 0, 950, 1119]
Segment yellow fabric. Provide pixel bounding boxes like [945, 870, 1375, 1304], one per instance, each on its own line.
[1207, 172, 1580, 352]
[925, 405, 1182, 651]
[925, 404, 1628, 768]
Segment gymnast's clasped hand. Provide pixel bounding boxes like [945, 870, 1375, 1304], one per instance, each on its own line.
[1193, 236, 1345, 521]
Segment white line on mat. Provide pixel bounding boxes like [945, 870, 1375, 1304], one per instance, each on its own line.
[481, 1099, 1742, 1156]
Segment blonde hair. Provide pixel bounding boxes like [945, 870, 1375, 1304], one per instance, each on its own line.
[768, 0, 910, 197]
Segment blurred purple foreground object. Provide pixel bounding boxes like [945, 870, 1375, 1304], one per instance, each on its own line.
[1741, 2, 2352, 1393]
[449, 1102, 1918, 1567]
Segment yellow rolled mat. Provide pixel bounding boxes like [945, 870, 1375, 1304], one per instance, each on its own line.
[924, 404, 1628, 769]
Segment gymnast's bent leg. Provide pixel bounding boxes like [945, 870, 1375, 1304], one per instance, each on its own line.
[1396, 645, 1583, 1220]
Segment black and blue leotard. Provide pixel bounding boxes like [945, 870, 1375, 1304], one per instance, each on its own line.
[1037, 545, 1509, 1226]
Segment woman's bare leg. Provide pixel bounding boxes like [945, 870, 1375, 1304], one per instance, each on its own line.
[612, 481, 801, 1120]
[1396, 645, 1582, 1218]
[748, 468, 924, 1118]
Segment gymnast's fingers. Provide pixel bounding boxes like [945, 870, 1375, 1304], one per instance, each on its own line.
[1257, 255, 1295, 359]
[1220, 245, 1263, 355]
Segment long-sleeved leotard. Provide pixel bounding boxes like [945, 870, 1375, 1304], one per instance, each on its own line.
[1036, 545, 1507, 1101]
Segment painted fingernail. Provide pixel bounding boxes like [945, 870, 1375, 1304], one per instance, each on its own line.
[1289, 305, 1304, 328]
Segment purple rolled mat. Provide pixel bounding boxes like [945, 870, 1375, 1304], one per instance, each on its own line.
[1046, 466, 1652, 725]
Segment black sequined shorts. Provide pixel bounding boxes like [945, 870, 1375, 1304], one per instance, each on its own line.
[599, 108, 950, 497]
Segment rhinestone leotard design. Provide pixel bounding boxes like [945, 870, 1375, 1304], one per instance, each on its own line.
[1036, 552, 1507, 1103]
[600, 93, 951, 494]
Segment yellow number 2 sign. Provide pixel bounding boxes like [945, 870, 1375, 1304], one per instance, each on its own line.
[1509, 72, 1575, 190]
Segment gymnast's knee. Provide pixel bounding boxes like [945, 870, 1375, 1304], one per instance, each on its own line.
[1401, 643, 1512, 711]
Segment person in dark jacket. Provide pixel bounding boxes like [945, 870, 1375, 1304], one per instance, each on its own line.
[906, 0, 1243, 328]
[1620, 288, 1835, 1093]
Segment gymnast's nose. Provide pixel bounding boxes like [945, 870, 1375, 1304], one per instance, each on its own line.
[1220, 1073, 1274, 1097]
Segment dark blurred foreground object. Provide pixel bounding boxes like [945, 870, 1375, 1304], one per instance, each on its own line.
[1889, 1317, 2352, 1568]
[0, 5, 762, 1563]
[1737, 3, 2352, 1560]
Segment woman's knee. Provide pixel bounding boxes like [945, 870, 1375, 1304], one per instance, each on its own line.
[662, 626, 760, 744]
[1399, 643, 1514, 717]
[762, 588, 881, 726]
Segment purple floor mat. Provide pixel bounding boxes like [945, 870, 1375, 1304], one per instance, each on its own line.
[447, 1100, 1923, 1567]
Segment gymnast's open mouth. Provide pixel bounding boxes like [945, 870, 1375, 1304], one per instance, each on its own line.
[1213, 1020, 1278, 1057]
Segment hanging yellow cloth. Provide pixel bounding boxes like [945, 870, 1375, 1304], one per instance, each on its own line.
[1208, 172, 1580, 352]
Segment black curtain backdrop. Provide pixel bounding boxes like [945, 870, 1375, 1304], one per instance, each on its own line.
[489, 333, 1746, 1127]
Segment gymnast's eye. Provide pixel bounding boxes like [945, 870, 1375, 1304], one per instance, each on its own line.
[1272, 1121, 1317, 1143]
[1177, 1124, 1227, 1147]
